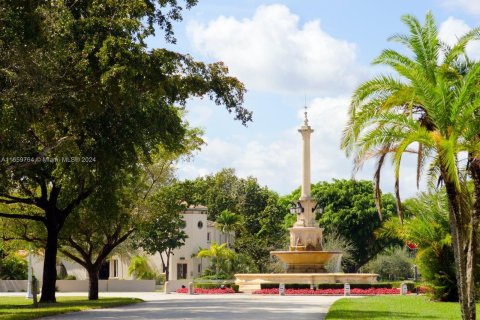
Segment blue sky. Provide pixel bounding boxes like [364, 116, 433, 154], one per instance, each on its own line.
[147, 0, 480, 197]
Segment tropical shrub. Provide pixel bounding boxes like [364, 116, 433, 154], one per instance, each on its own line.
[378, 191, 459, 301]
[361, 248, 413, 281]
[0, 254, 28, 280]
[128, 255, 157, 280]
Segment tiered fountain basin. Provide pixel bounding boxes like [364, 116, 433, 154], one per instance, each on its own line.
[235, 250, 377, 292]
[271, 250, 342, 272]
[234, 273, 379, 293]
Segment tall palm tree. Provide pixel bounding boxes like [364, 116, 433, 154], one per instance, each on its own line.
[215, 210, 242, 248]
[197, 242, 235, 276]
[341, 12, 480, 319]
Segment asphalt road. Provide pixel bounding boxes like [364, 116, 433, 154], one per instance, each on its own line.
[36, 293, 344, 320]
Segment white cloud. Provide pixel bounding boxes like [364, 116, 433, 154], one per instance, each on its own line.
[187, 4, 363, 95]
[177, 96, 422, 198]
[441, 0, 480, 15]
[185, 103, 214, 128]
[439, 17, 480, 60]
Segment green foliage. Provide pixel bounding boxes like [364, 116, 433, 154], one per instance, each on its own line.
[163, 169, 287, 272]
[215, 210, 242, 248]
[128, 256, 157, 280]
[0, 0, 249, 301]
[194, 282, 239, 293]
[405, 194, 458, 302]
[0, 296, 142, 320]
[362, 248, 413, 281]
[322, 230, 356, 273]
[132, 184, 188, 281]
[340, 11, 480, 317]
[155, 273, 166, 285]
[196, 274, 231, 280]
[0, 253, 28, 280]
[379, 190, 459, 301]
[261, 283, 311, 289]
[326, 296, 473, 320]
[197, 242, 235, 277]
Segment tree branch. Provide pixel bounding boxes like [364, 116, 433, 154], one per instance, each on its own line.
[66, 236, 91, 265]
[0, 211, 46, 223]
[96, 228, 136, 266]
[0, 194, 35, 205]
[60, 249, 89, 269]
[61, 188, 94, 216]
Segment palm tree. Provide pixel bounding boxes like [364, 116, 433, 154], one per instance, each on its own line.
[341, 12, 480, 319]
[197, 242, 235, 276]
[215, 210, 242, 248]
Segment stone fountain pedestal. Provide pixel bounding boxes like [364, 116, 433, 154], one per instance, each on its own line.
[234, 273, 379, 293]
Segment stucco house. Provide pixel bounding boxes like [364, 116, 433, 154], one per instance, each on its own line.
[106, 205, 229, 281]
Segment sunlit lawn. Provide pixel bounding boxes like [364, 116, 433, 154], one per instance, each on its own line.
[326, 295, 474, 320]
[0, 296, 142, 320]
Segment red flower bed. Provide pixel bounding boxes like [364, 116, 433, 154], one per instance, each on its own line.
[252, 287, 402, 295]
[176, 287, 236, 294]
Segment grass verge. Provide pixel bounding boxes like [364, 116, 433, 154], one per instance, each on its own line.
[0, 296, 143, 320]
[326, 295, 473, 320]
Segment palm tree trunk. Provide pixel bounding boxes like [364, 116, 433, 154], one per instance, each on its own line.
[443, 172, 471, 320]
[465, 158, 480, 320]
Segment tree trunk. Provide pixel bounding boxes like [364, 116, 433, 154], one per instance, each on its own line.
[40, 224, 59, 303]
[465, 158, 480, 320]
[165, 256, 170, 281]
[160, 252, 169, 281]
[443, 174, 470, 319]
[87, 267, 100, 300]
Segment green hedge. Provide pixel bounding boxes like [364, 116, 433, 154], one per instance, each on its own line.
[261, 284, 311, 289]
[194, 282, 239, 293]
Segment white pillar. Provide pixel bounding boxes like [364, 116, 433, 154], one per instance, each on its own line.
[299, 111, 314, 200]
[26, 246, 33, 299]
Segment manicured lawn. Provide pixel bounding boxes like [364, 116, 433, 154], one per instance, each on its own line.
[0, 296, 143, 320]
[326, 295, 472, 320]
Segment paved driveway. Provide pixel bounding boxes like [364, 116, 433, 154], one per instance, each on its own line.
[38, 293, 344, 320]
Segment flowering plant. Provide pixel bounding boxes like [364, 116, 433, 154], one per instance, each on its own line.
[252, 287, 403, 295]
[176, 287, 236, 294]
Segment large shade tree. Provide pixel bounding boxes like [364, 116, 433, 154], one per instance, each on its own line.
[0, 0, 250, 302]
[341, 12, 480, 319]
[57, 171, 140, 301]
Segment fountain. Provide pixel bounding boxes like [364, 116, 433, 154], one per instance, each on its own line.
[235, 108, 378, 292]
[271, 110, 341, 272]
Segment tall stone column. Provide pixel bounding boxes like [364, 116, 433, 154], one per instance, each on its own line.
[299, 115, 313, 200]
[294, 110, 316, 228]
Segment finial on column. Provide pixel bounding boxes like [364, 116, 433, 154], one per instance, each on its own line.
[304, 105, 309, 126]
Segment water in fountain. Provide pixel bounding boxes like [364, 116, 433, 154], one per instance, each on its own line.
[334, 254, 343, 273]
